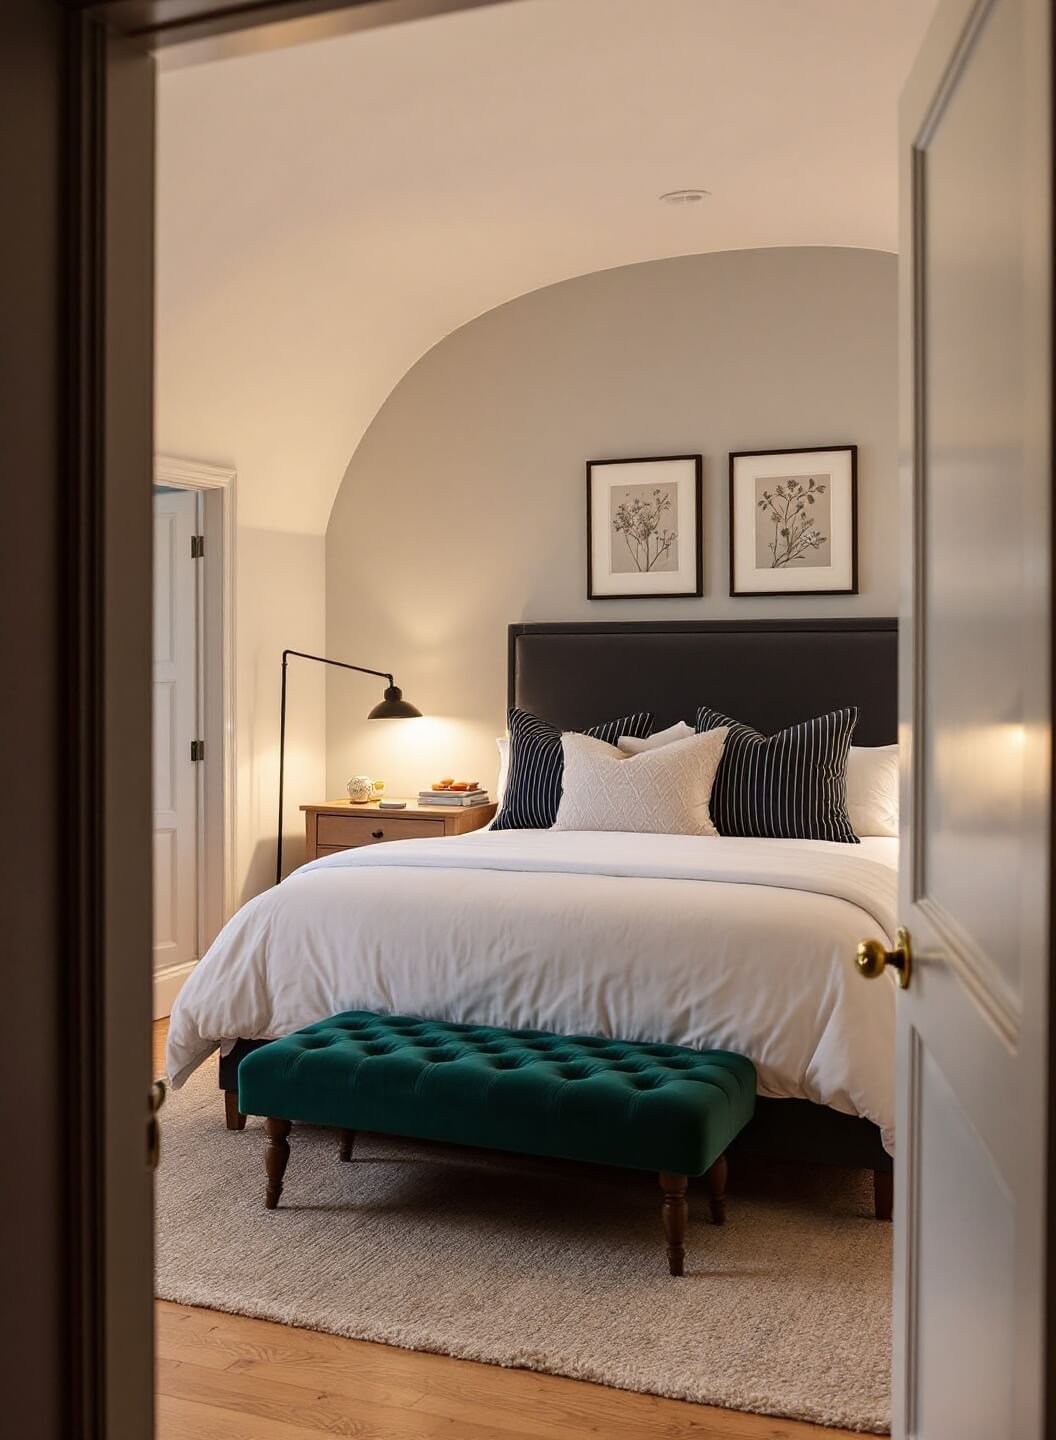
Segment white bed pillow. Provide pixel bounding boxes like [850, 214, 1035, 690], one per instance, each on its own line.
[496, 736, 510, 803]
[554, 729, 728, 836]
[846, 744, 899, 838]
[617, 720, 695, 755]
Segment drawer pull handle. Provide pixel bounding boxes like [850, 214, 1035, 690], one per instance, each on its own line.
[371, 829, 384, 839]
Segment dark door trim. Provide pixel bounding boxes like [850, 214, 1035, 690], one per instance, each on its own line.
[64, 15, 157, 1439]
[73, 0, 509, 52]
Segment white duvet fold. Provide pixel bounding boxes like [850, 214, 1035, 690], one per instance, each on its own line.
[167, 830, 898, 1152]
[302, 829, 899, 937]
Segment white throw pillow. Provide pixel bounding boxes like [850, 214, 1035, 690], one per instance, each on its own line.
[846, 744, 899, 838]
[617, 720, 695, 755]
[496, 736, 510, 803]
[554, 729, 728, 836]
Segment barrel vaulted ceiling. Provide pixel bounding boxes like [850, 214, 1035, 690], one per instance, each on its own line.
[156, 0, 936, 533]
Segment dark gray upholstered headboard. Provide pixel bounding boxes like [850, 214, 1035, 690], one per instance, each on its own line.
[508, 619, 898, 746]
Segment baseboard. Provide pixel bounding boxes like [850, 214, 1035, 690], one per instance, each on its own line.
[154, 959, 197, 1020]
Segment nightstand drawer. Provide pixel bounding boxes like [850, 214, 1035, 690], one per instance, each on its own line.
[315, 813, 443, 848]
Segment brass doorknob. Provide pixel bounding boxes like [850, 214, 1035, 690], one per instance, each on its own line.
[856, 927, 913, 989]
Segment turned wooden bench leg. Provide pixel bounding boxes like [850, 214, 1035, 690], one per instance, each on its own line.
[264, 1117, 292, 1209]
[704, 1152, 728, 1224]
[659, 1171, 688, 1276]
[874, 1167, 894, 1221]
[224, 1090, 246, 1131]
[338, 1128, 356, 1162]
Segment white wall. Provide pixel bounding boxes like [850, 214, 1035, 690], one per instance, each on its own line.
[236, 530, 326, 894]
[325, 248, 898, 800]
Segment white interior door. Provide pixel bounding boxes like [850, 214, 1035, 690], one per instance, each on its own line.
[153, 488, 200, 989]
[891, 0, 1052, 1433]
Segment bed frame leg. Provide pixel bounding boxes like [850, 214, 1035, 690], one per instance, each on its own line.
[338, 1128, 356, 1162]
[873, 1167, 893, 1221]
[264, 1118, 292, 1209]
[659, 1171, 688, 1276]
[224, 1090, 246, 1131]
[704, 1152, 728, 1224]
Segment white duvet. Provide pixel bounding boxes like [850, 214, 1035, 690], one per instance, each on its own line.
[167, 829, 898, 1152]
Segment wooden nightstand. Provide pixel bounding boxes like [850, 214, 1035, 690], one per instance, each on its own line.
[301, 798, 497, 861]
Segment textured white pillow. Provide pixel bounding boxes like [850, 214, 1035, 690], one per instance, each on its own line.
[846, 744, 899, 838]
[617, 720, 695, 755]
[554, 729, 728, 836]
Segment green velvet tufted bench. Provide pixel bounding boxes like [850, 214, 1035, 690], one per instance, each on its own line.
[237, 1011, 757, 1276]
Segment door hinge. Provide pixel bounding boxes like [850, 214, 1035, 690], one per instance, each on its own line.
[191, 534, 204, 559]
[190, 739, 205, 762]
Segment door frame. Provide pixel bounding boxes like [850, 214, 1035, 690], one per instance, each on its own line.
[84, 0, 508, 64]
[154, 455, 237, 997]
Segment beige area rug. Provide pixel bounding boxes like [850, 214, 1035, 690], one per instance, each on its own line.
[156, 1065, 892, 1433]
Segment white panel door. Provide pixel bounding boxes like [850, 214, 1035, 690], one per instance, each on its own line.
[153, 489, 199, 974]
[891, 0, 1052, 1434]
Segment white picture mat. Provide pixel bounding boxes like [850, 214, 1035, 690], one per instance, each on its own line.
[732, 449, 854, 593]
[590, 458, 699, 596]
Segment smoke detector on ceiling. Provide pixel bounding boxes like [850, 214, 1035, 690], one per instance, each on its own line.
[659, 189, 711, 207]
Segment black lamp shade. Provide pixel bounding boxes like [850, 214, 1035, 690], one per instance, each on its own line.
[368, 684, 422, 720]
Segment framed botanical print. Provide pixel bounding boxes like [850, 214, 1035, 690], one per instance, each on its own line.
[586, 454, 703, 599]
[729, 445, 858, 596]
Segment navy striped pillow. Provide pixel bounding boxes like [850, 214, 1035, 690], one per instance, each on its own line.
[695, 706, 859, 843]
[492, 708, 653, 831]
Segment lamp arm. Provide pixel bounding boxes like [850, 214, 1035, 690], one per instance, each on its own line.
[276, 649, 398, 886]
[281, 649, 394, 686]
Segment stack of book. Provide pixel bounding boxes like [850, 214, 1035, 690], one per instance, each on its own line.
[418, 785, 491, 808]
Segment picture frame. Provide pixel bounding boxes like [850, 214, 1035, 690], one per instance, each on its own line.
[728, 445, 858, 597]
[586, 454, 703, 600]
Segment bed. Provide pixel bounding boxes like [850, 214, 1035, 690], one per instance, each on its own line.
[167, 617, 899, 1210]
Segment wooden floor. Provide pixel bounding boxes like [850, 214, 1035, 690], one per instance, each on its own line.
[153, 1020, 855, 1440]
